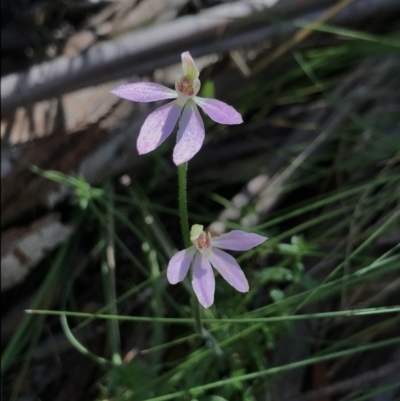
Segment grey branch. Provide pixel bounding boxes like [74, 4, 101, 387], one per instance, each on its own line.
[2, 0, 399, 115]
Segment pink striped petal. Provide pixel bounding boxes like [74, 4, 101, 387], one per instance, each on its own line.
[192, 253, 215, 308]
[111, 82, 177, 102]
[212, 230, 267, 251]
[173, 100, 205, 165]
[210, 248, 249, 293]
[167, 247, 195, 284]
[194, 97, 243, 125]
[137, 101, 182, 155]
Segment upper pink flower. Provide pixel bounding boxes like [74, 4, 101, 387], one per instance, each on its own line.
[167, 225, 267, 308]
[110, 52, 243, 165]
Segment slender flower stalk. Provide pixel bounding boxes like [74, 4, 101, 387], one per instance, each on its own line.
[178, 163, 191, 248]
[177, 163, 204, 334]
[111, 51, 243, 165]
[168, 225, 267, 308]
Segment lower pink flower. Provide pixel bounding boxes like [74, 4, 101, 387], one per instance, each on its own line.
[167, 225, 267, 308]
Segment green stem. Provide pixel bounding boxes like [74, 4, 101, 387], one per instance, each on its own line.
[177, 164, 222, 356]
[60, 314, 111, 367]
[191, 292, 203, 334]
[26, 305, 400, 323]
[178, 163, 191, 248]
[178, 163, 203, 335]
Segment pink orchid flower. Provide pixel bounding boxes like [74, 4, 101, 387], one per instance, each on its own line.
[110, 52, 243, 165]
[167, 224, 267, 308]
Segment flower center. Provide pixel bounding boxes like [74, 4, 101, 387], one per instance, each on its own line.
[177, 76, 195, 96]
[196, 232, 211, 250]
[190, 224, 213, 258]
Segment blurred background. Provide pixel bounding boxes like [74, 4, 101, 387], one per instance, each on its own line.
[1, 0, 400, 400]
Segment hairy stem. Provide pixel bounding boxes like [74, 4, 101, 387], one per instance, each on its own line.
[178, 163, 203, 334]
[178, 163, 191, 248]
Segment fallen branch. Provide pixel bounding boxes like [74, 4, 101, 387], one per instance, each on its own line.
[2, 0, 398, 115]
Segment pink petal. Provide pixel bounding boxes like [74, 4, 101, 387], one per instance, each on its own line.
[111, 82, 177, 102]
[212, 230, 267, 251]
[192, 253, 215, 308]
[194, 97, 243, 125]
[137, 101, 182, 155]
[167, 247, 195, 284]
[173, 100, 205, 165]
[209, 248, 249, 293]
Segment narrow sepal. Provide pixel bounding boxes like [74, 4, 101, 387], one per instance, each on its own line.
[111, 82, 177, 102]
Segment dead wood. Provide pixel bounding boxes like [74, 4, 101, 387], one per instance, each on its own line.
[3, 0, 399, 115]
[1, 124, 109, 228]
[1, 214, 74, 291]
